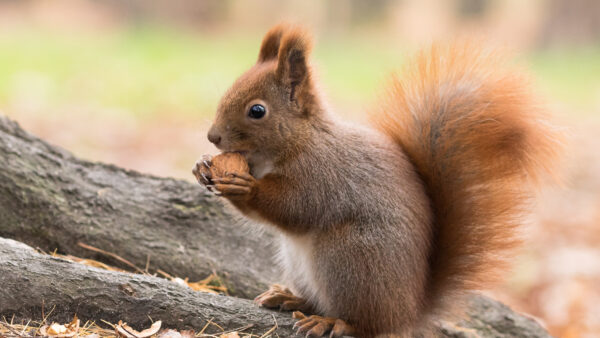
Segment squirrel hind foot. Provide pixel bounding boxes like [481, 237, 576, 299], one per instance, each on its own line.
[254, 284, 311, 312]
[292, 312, 355, 338]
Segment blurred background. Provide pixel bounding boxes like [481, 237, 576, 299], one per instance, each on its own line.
[0, 0, 598, 336]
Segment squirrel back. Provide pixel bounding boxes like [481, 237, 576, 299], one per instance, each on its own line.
[372, 43, 560, 322]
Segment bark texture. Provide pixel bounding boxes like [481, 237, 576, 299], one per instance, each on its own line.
[0, 238, 551, 337]
[0, 238, 293, 336]
[0, 115, 276, 298]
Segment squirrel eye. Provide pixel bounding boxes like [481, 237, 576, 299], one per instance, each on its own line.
[248, 104, 266, 119]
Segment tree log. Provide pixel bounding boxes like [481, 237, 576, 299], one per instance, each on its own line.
[0, 237, 294, 336]
[0, 238, 551, 337]
[0, 115, 276, 298]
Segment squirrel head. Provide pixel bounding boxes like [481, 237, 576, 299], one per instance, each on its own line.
[208, 24, 323, 170]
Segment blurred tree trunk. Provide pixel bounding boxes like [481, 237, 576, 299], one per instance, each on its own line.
[538, 0, 600, 46]
[0, 114, 277, 299]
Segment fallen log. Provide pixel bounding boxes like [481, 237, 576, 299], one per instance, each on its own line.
[0, 237, 294, 336]
[0, 115, 276, 298]
[0, 237, 551, 337]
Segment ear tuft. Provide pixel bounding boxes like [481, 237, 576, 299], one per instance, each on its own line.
[276, 26, 313, 100]
[257, 23, 291, 63]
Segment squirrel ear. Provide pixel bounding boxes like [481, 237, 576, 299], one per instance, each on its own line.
[276, 27, 313, 101]
[257, 23, 289, 62]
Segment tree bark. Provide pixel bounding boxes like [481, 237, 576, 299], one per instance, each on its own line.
[0, 238, 551, 337]
[0, 115, 276, 299]
[0, 237, 294, 336]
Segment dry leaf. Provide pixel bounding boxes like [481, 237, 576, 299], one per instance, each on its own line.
[168, 274, 227, 294]
[47, 323, 68, 335]
[39, 314, 79, 337]
[115, 322, 135, 338]
[172, 277, 188, 287]
[179, 330, 196, 338]
[157, 329, 182, 338]
[66, 315, 80, 332]
[116, 320, 162, 338]
[219, 333, 240, 338]
[157, 329, 195, 338]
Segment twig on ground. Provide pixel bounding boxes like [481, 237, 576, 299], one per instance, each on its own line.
[77, 242, 147, 275]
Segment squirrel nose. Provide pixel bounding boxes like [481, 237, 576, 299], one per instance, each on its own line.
[207, 131, 222, 145]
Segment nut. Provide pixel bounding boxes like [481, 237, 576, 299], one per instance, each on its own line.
[209, 152, 250, 179]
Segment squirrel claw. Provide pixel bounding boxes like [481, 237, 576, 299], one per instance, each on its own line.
[200, 173, 211, 184]
[292, 313, 353, 337]
[228, 171, 255, 182]
[193, 156, 213, 186]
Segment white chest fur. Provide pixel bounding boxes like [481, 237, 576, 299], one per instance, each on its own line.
[276, 234, 329, 314]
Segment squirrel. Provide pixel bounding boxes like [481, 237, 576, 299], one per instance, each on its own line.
[192, 24, 559, 337]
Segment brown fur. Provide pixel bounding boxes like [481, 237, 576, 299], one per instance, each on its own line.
[257, 24, 288, 62]
[202, 25, 560, 337]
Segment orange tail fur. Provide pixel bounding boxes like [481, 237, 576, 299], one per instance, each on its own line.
[372, 43, 560, 322]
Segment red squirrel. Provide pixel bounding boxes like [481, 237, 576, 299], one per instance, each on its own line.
[192, 24, 559, 337]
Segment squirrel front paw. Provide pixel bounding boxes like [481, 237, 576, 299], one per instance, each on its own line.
[211, 172, 256, 201]
[192, 155, 213, 186]
[193, 153, 254, 200]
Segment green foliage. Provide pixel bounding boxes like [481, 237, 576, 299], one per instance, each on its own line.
[0, 27, 597, 120]
[528, 47, 600, 111]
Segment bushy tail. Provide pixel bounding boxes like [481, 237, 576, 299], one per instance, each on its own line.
[371, 43, 560, 322]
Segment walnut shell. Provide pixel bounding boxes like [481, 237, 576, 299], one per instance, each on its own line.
[209, 152, 250, 179]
